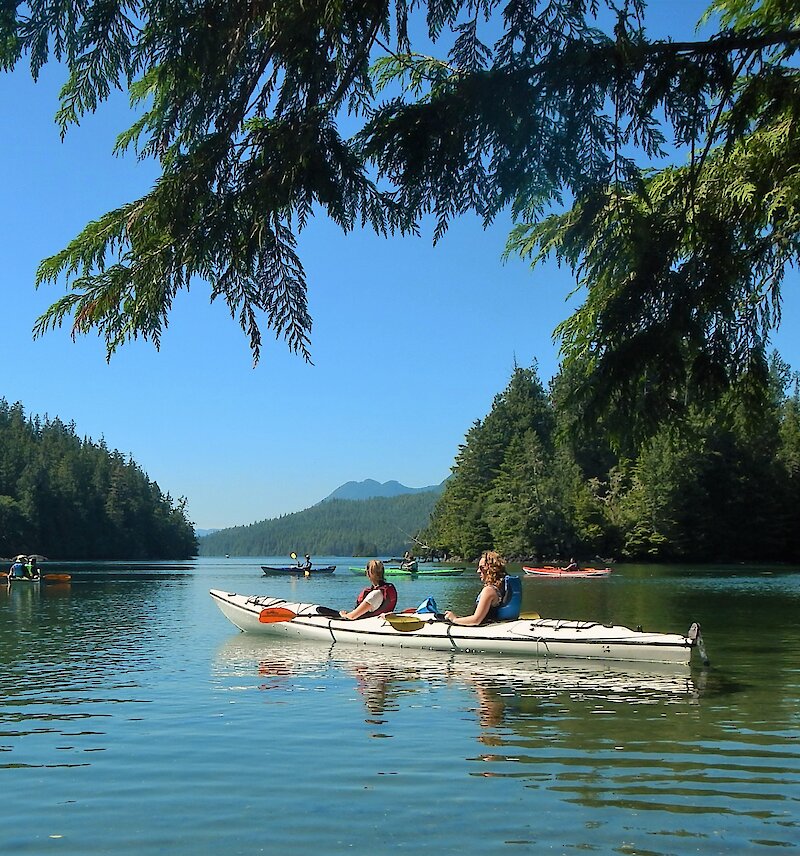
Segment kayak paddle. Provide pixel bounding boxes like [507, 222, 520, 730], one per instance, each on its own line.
[259, 607, 299, 623]
[385, 611, 540, 630]
[384, 613, 430, 632]
[258, 605, 340, 623]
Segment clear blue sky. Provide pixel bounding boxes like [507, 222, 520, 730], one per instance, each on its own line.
[2, 2, 798, 530]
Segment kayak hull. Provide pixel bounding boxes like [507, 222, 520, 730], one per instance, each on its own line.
[413, 567, 465, 577]
[261, 565, 336, 576]
[524, 566, 612, 578]
[349, 565, 465, 577]
[209, 590, 699, 665]
[2, 573, 72, 584]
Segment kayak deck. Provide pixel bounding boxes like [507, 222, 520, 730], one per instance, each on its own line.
[209, 590, 702, 665]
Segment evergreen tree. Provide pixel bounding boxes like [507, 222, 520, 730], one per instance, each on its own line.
[425, 364, 556, 558]
[2, 2, 798, 425]
[0, 398, 196, 560]
[425, 355, 800, 563]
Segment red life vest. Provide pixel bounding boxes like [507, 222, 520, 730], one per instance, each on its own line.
[355, 582, 398, 616]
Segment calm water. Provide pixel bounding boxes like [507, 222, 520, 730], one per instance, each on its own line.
[2, 558, 798, 854]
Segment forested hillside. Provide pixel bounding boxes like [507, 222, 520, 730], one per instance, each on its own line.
[198, 492, 439, 557]
[0, 399, 197, 560]
[422, 359, 800, 563]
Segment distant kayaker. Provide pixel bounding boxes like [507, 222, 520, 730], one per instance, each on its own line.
[302, 554, 312, 572]
[444, 550, 506, 626]
[8, 555, 28, 580]
[564, 558, 579, 572]
[400, 551, 417, 571]
[340, 560, 398, 620]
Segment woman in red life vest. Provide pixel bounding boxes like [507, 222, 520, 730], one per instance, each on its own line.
[339, 559, 398, 620]
[444, 550, 506, 626]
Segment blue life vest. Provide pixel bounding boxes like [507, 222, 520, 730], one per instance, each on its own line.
[495, 575, 522, 620]
[477, 575, 522, 622]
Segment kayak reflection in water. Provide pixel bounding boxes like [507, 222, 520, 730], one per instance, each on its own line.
[444, 550, 506, 626]
[339, 560, 398, 620]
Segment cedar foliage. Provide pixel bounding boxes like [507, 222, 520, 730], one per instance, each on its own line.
[0, 399, 197, 560]
[2, 1, 799, 426]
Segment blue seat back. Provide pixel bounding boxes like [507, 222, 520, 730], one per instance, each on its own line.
[496, 575, 522, 620]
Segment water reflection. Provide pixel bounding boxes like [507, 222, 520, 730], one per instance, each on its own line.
[215, 635, 704, 725]
[0, 576, 183, 773]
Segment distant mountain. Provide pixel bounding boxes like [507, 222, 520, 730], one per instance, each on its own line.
[322, 478, 446, 502]
[197, 492, 439, 557]
[194, 528, 220, 538]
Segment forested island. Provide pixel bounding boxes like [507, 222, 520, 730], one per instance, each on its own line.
[0, 399, 197, 560]
[422, 358, 800, 564]
[202, 353, 800, 565]
[198, 492, 439, 557]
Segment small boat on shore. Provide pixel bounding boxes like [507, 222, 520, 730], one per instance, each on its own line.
[524, 566, 612, 578]
[209, 590, 706, 665]
[261, 565, 336, 576]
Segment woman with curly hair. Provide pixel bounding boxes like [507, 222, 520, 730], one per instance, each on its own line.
[444, 550, 507, 626]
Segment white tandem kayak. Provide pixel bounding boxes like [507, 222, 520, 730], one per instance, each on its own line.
[209, 590, 707, 665]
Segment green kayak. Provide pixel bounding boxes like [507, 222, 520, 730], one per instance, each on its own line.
[348, 565, 415, 577]
[348, 565, 466, 577]
[413, 566, 466, 577]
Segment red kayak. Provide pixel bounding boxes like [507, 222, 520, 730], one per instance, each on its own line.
[523, 566, 612, 578]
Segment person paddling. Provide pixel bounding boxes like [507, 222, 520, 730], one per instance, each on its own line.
[340, 560, 398, 620]
[400, 551, 417, 571]
[25, 556, 39, 579]
[8, 555, 27, 582]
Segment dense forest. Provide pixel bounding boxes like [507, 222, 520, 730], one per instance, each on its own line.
[422, 358, 800, 564]
[0, 399, 197, 560]
[198, 492, 439, 557]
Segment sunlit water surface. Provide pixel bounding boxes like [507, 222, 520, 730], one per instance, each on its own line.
[2, 558, 798, 854]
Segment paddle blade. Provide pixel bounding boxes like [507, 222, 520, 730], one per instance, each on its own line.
[384, 613, 426, 632]
[520, 611, 541, 620]
[290, 552, 297, 560]
[259, 607, 298, 624]
[44, 574, 71, 582]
